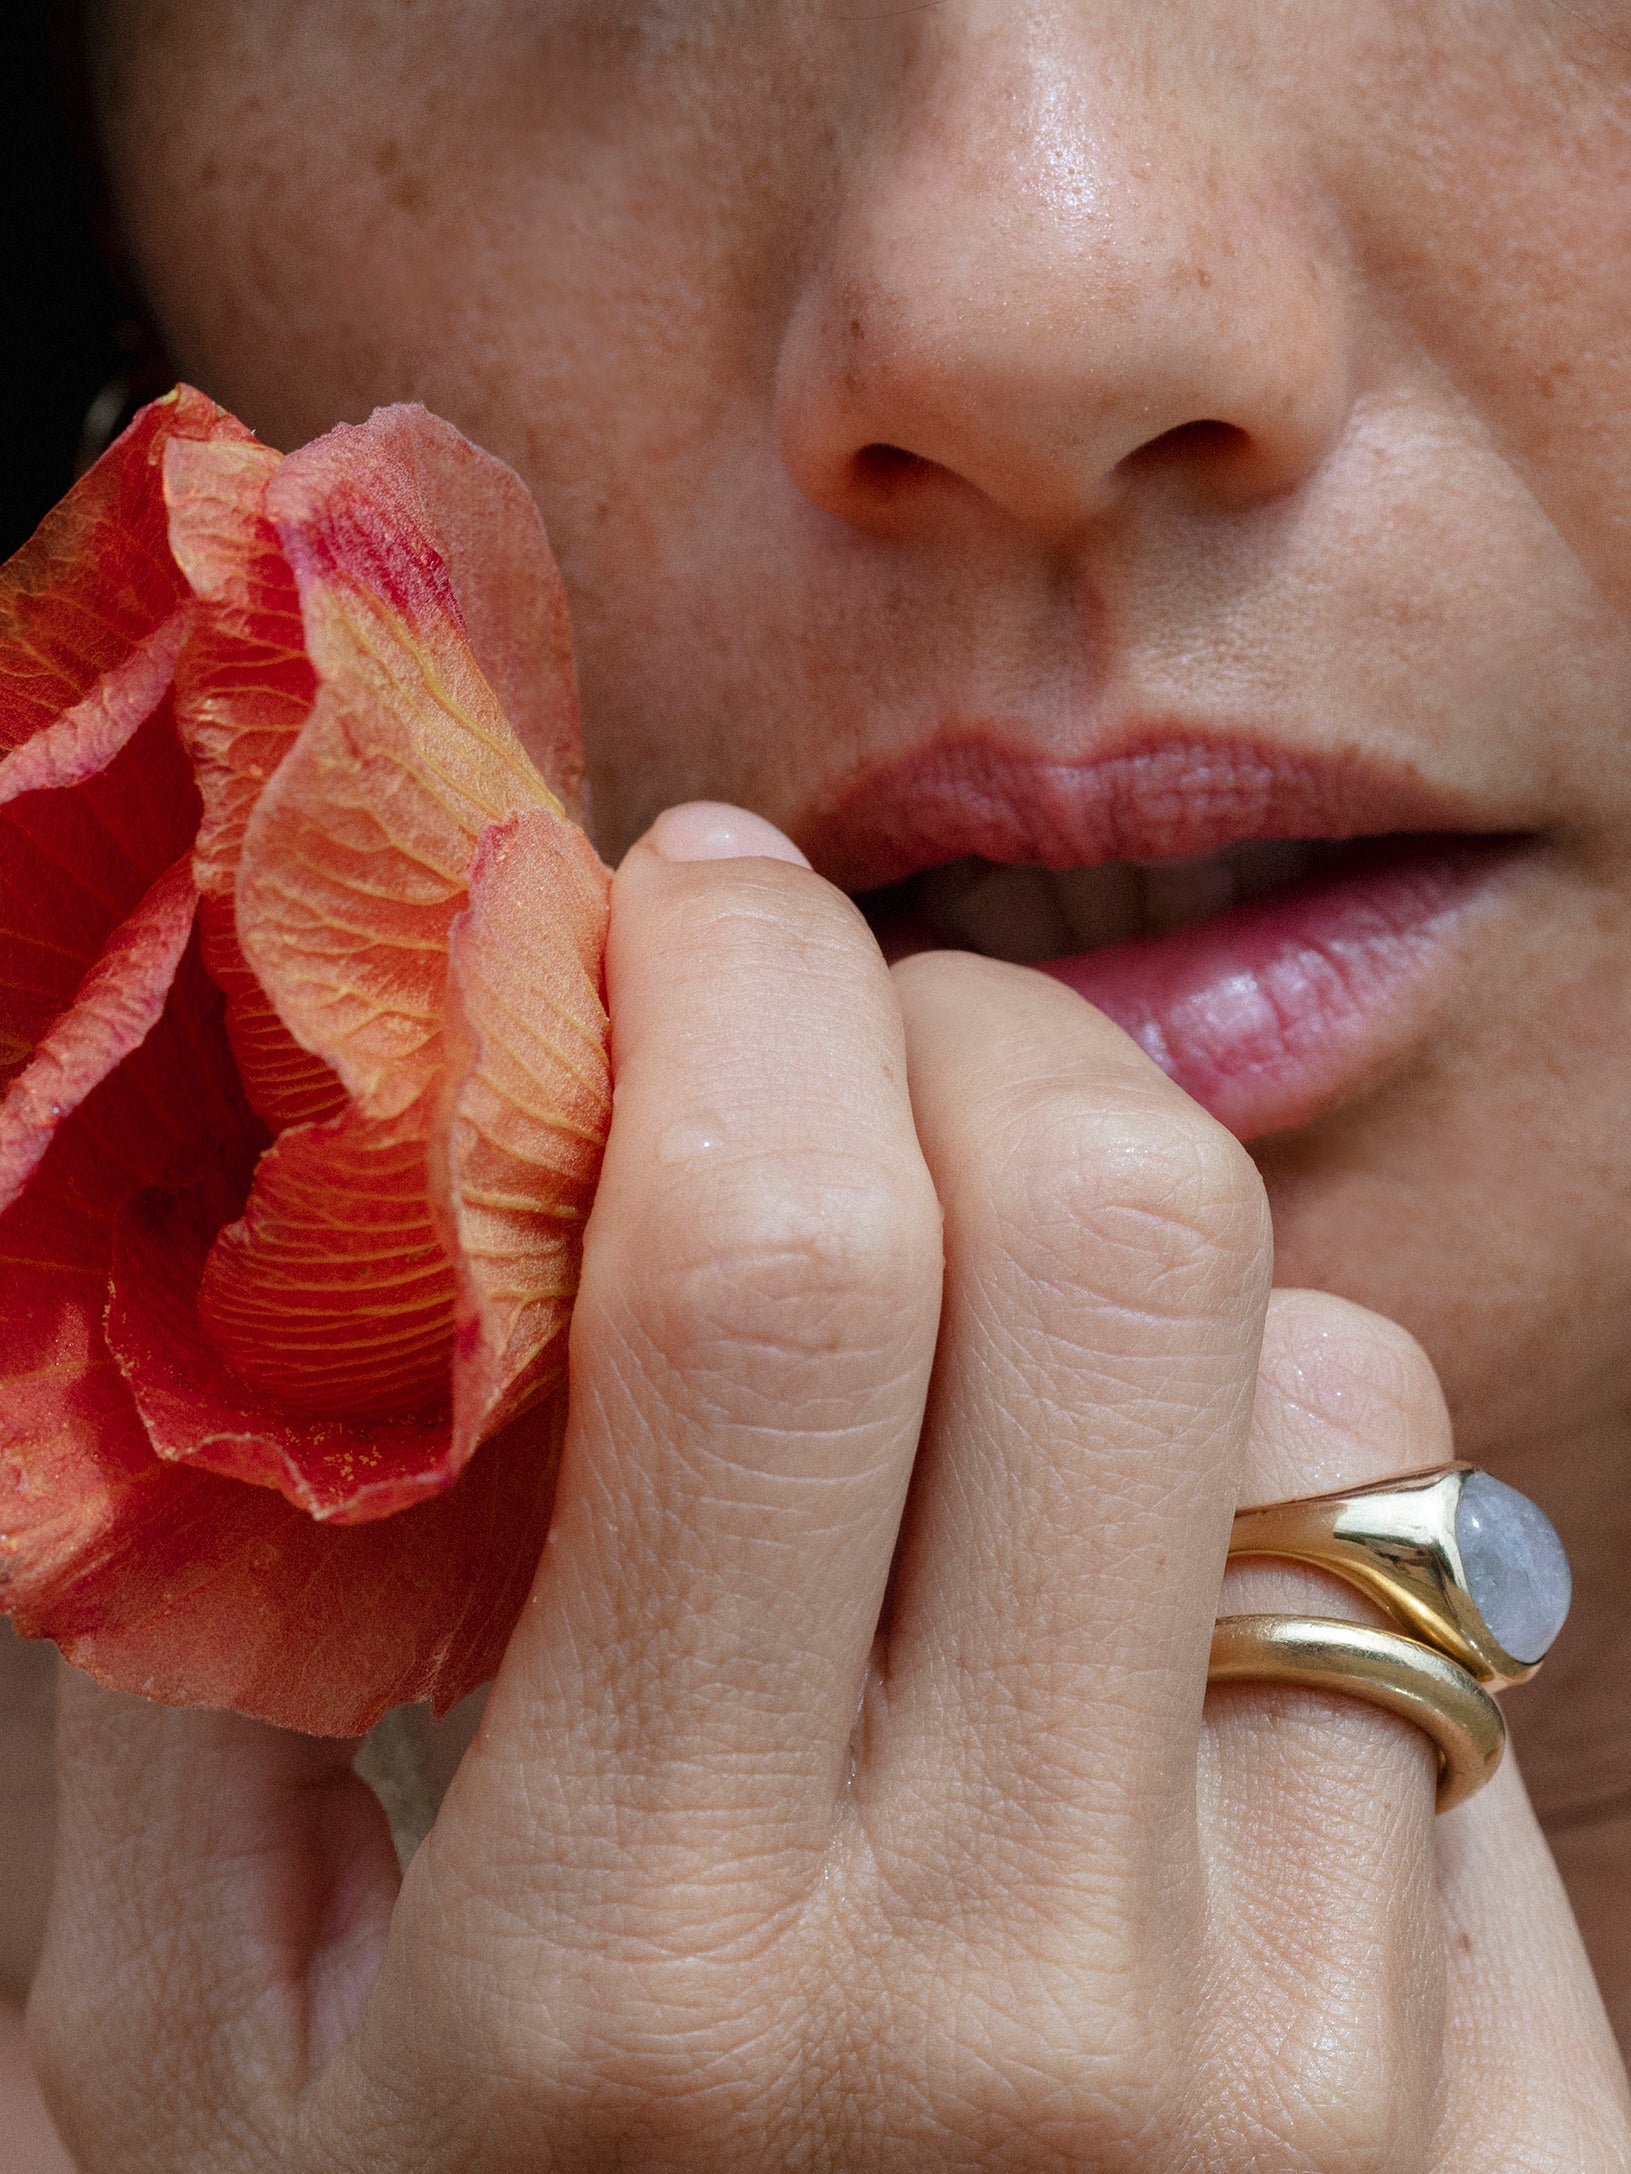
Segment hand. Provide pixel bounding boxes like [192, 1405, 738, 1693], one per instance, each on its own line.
[29, 806, 1629, 2171]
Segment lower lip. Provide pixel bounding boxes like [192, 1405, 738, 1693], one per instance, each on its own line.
[887, 839, 1519, 1141]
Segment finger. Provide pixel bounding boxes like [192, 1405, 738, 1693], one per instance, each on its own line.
[452, 805, 940, 1879]
[1433, 1761, 1631, 2169]
[876, 951, 1270, 1907]
[1, 2001, 74, 2174]
[29, 1670, 397, 2174]
[1198, 1290, 1455, 2166]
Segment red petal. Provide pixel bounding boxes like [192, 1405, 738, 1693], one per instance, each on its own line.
[0, 858, 197, 1217]
[0, 389, 243, 1099]
[0, 387, 246, 761]
[441, 809, 610, 1451]
[0, 933, 257, 1606]
[11, 1387, 561, 1736]
[194, 1099, 457, 1432]
[163, 434, 316, 896]
[0, 616, 187, 809]
[2, 939, 554, 1732]
[0, 704, 199, 1096]
[110, 1182, 455, 1520]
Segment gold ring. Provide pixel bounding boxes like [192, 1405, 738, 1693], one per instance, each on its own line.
[1227, 1462, 1571, 1689]
[1208, 1464, 1570, 1811]
[1208, 1615, 1507, 1811]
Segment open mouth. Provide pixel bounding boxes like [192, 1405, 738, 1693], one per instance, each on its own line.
[858, 835, 1372, 965]
[850, 826, 1523, 1142]
[805, 731, 1528, 1141]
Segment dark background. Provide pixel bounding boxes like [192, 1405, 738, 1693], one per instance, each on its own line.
[1, 6, 130, 558]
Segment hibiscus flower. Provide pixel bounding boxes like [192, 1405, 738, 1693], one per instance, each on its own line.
[0, 388, 611, 1734]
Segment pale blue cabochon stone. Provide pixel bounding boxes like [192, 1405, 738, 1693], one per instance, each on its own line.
[1454, 1472, 1571, 1666]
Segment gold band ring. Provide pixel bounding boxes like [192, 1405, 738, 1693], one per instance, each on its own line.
[1209, 1614, 1507, 1812]
[1208, 1464, 1570, 1811]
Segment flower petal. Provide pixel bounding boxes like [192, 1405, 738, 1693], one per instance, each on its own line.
[0, 389, 243, 1097]
[110, 1181, 456, 1519]
[0, 387, 245, 760]
[163, 434, 316, 896]
[2, 937, 553, 1732]
[196, 896, 348, 1133]
[0, 615, 188, 810]
[0, 931, 259, 1607]
[194, 1098, 457, 1429]
[238, 409, 567, 1121]
[0, 705, 200, 1094]
[277, 403, 585, 823]
[441, 809, 610, 1452]
[199, 406, 603, 1490]
[9, 1384, 561, 1736]
[0, 858, 197, 1218]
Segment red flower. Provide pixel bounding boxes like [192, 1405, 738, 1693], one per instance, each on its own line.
[0, 389, 611, 1733]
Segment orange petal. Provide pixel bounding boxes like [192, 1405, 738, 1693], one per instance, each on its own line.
[441, 809, 610, 1454]
[195, 1098, 457, 1429]
[111, 1182, 456, 1521]
[279, 403, 585, 822]
[0, 858, 197, 1218]
[163, 434, 316, 896]
[196, 896, 347, 1133]
[237, 409, 568, 1121]
[2, 931, 555, 1733]
[198, 407, 605, 1488]
[162, 430, 347, 1129]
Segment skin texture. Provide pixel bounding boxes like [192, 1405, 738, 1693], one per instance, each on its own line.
[7, 0, 1631, 2162]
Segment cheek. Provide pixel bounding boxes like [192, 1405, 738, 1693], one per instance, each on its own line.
[1258, 854, 1631, 1451]
[94, 2, 814, 836]
[96, 6, 795, 447]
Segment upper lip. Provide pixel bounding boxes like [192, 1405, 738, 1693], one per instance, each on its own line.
[795, 727, 1492, 896]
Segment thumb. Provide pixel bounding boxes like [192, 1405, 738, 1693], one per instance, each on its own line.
[30, 1669, 398, 2174]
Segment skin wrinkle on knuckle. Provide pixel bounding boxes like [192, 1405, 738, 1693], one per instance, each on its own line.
[964, 1090, 1270, 1316]
[584, 1301, 929, 1501]
[597, 1164, 938, 1413]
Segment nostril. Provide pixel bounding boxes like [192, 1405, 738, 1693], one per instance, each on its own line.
[1134, 417, 1251, 467]
[854, 442, 932, 492]
[1121, 416, 1285, 501]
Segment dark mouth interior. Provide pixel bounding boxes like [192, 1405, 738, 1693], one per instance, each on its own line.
[854, 834, 1456, 965]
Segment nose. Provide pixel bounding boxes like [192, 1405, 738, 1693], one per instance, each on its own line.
[775, 20, 1352, 544]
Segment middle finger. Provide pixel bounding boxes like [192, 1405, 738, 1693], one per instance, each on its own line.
[875, 950, 1271, 1900]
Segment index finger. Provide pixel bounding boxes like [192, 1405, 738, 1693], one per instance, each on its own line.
[446, 804, 942, 1875]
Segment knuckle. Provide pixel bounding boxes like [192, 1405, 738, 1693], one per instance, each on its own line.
[984, 1078, 1270, 1303]
[1256, 1288, 1454, 1474]
[626, 1151, 940, 1383]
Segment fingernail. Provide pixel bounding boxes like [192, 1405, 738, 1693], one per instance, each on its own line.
[643, 802, 811, 868]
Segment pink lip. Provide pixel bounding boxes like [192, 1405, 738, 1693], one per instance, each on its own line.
[801, 731, 1521, 1142]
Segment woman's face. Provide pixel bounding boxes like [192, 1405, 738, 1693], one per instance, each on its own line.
[88, 2, 1631, 1476]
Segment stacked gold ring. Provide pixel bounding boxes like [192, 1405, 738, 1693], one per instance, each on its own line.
[1208, 1462, 1571, 1811]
